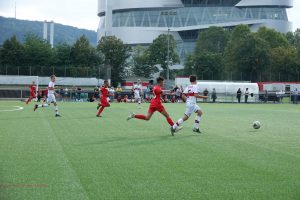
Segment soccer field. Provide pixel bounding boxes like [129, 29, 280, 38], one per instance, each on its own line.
[0, 101, 300, 200]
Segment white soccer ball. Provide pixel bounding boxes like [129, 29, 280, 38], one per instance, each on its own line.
[253, 121, 261, 129]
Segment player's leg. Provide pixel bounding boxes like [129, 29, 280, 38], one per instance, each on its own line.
[160, 109, 175, 126]
[34, 95, 50, 111]
[53, 101, 61, 117]
[96, 106, 105, 117]
[127, 106, 154, 121]
[172, 114, 189, 130]
[172, 103, 194, 132]
[193, 106, 203, 133]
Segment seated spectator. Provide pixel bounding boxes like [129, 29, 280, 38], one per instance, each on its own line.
[124, 95, 128, 103]
[117, 95, 122, 103]
[171, 95, 176, 103]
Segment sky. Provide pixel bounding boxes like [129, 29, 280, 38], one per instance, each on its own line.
[0, 0, 299, 31]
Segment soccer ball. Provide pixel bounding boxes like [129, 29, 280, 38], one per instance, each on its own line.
[253, 121, 261, 129]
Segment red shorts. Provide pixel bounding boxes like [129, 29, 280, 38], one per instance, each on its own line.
[100, 98, 110, 107]
[30, 93, 36, 98]
[148, 103, 165, 113]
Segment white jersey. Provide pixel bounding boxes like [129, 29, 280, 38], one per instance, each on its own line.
[48, 81, 55, 95]
[183, 84, 201, 104]
[133, 84, 142, 98]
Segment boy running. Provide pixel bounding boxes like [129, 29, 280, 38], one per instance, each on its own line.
[34, 75, 61, 117]
[26, 81, 36, 104]
[171, 75, 207, 134]
[127, 76, 176, 135]
[96, 80, 110, 117]
[133, 79, 143, 108]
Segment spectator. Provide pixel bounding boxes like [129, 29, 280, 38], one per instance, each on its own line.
[236, 88, 242, 103]
[64, 87, 69, 100]
[59, 87, 64, 102]
[77, 87, 82, 102]
[94, 86, 99, 100]
[109, 87, 115, 102]
[175, 86, 182, 102]
[124, 95, 128, 103]
[145, 86, 151, 101]
[203, 88, 209, 102]
[116, 85, 123, 93]
[244, 88, 249, 103]
[293, 88, 298, 104]
[211, 88, 217, 103]
[117, 95, 122, 103]
[264, 90, 268, 103]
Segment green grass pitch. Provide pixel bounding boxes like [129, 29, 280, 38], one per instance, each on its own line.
[0, 101, 300, 200]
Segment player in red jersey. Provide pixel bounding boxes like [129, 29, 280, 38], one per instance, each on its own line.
[26, 81, 36, 104]
[127, 76, 177, 135]
[96, 80, 110, 117]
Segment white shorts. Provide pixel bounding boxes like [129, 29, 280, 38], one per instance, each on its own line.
[185, 102, 201, 117]
[134, 93, 141, 100]
[47, 94, 56, 103]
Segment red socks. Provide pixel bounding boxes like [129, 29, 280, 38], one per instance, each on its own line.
[135, 115, 146, 120]
[167, 117, 174, 126]
[97, 106, 104, 116]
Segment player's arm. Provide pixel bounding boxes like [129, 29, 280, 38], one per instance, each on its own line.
[181, 93, 187, 102]
[195, 94, 208, 99]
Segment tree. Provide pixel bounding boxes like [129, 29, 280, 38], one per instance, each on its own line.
[195, 26, 230, 55]
[224, 25, 252, 77]
[146, 34, 180, 78]
[23, 34, 53, 67]
[0, 35, 24, 67]
[70, 35, 101, 67]
[54, 43, 72, 67]
[225, 30, 271, 81]
[192, 27, 230, 80]
[97, 36, 131, 86]
[270, 46, 299, 81]
[132, 45, 157, 78]
[255, 27, 289, 49]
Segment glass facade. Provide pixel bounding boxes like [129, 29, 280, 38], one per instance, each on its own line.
[112, 7, 287, 28]
[98, 0, 291, 62]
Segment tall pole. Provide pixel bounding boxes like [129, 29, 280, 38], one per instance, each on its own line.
[167, 27, 170, 80]
[161, 11, 177, 80]
[15, 1, 17, 19]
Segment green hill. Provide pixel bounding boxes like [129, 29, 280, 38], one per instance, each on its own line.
[0, 16, 97, 46]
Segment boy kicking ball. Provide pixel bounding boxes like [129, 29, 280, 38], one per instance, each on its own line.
[34, 75, 61, 117]
[171, 75, 207, 134]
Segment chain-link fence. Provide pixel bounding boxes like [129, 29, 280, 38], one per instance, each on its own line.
[173, 70, 300, 82]
[0, 65, 112, 80]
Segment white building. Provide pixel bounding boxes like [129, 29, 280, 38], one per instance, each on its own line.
[97, 0, 293, 61]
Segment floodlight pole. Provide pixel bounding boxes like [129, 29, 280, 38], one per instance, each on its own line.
[161, 11, 177, 80]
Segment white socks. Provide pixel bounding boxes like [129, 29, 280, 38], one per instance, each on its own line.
[173, 118, 184, 129]
[38, 104, 49, 108]
[194, 116, 201, 129]
[55, 106, 59, 114]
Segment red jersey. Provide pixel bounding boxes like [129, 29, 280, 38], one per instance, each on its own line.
[148, 85, 165, 113]
[151, 85, 163, 106]
[30, 85, 36, 95]
[100, 86, 110, 107]
[100, 86, 109, 99]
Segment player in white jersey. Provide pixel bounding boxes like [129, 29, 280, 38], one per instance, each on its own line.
[132, 79, 143, 107]
[34, 75, 61, 117]
[171, 75, 207, 134]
